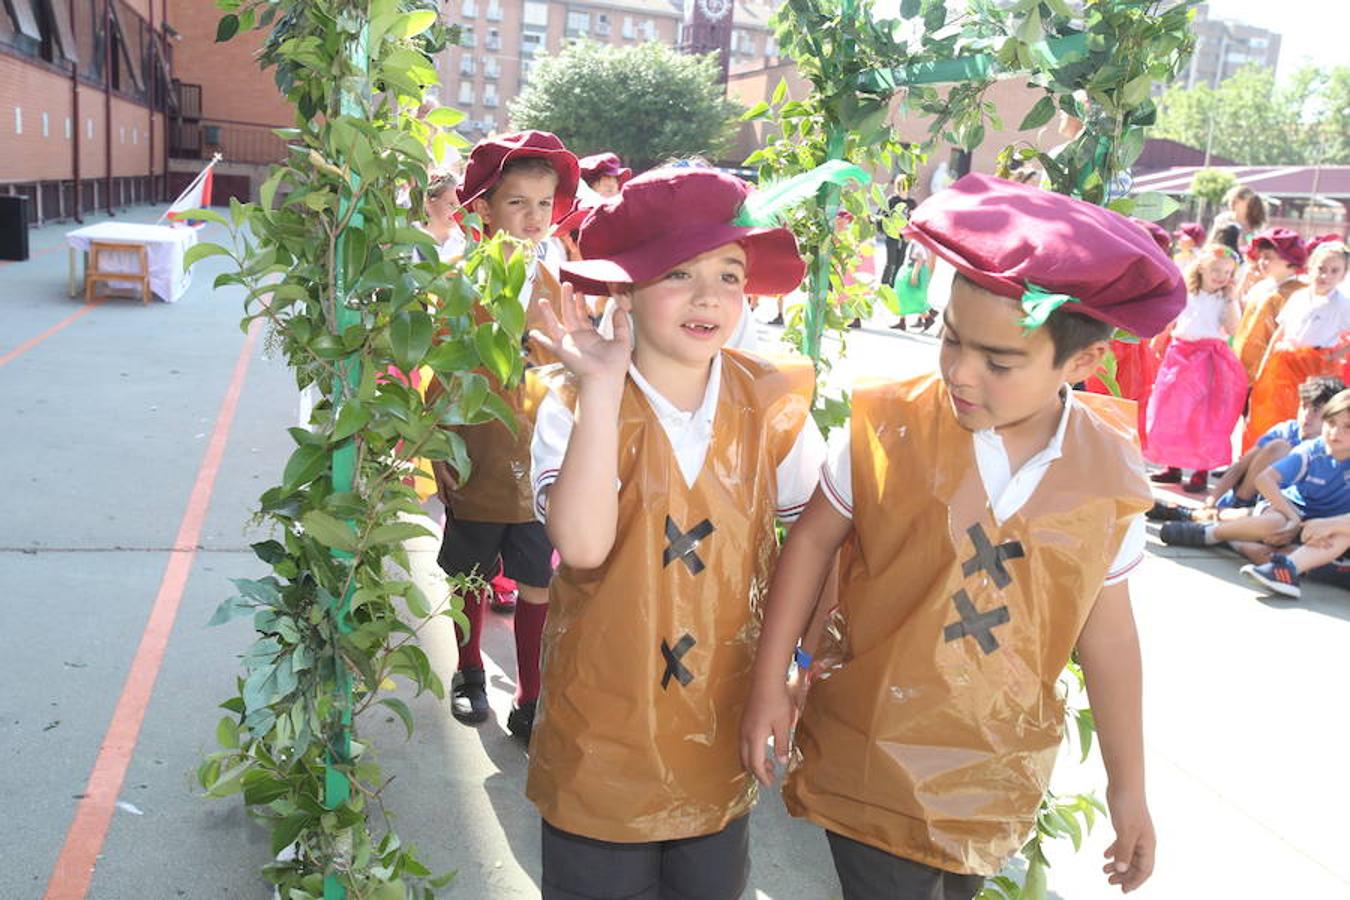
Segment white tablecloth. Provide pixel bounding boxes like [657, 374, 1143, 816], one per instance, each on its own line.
[66, 222, 199, 303]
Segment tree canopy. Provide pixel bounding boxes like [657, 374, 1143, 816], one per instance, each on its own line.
[1153, 63, 1350, 165]
[508, 40, 742, 169]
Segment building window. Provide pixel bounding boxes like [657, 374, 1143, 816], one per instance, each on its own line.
[639, 19, 655, 40]
[523, 1, 548, 27]
[461, 24, 475, 47]
[486, 1, 502, 21]
[486, 27, 500, 50]
[521, 28, 544, 56]
[461, 0, 477, 18]
[458, 81, 475, 105]
[483, 87, 499, 108]
[765, 35, 778, 56]
[566, 10, 589, 36]
[483, 56, 499, 79]
[459, 54, 475, 75]
[595, 13, 611, 36]
[621, 15, 634, 39]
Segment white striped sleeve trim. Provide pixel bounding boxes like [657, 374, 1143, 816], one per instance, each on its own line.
[1103, 553, 1144, 585]
[819, 462, 853, 519]
[533, 468, 559, 523]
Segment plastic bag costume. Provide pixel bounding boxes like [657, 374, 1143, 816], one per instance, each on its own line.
[783, 373, 1153, 875]
[527, 349, 814, 842]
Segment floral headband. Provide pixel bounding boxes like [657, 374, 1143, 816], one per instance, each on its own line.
[1204, 244, 1241, 264]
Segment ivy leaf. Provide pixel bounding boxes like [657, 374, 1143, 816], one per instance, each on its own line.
[423, 107, 465, 129]
[379, 698, 416, 740]
[425, 337, 478, 373]
[390, 10, 438, 40]
[207, 595, 255, 627]
[333, 401, 371, 441]
[271, 813, 311, 857]
[300, 510, 357, 553]
[183, 242, 231, 270]
[1019, 95, 1056, 131]
[282, 444, 328, 491]
[474, 323, 514, 385]
[215, 13, 239, 42]
[390, 310, 434, 371]
[900, 0, 921, 18]
[1127, 192, 1179, 222]
[367, 521, 435, 545]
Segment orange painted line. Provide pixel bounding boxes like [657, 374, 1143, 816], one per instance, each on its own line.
[43, 319, 261, 900]
[0, 300, 104, 369]
[0, 243, 66, 267]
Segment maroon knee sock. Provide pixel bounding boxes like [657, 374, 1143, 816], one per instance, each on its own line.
[455, 589, 486, 671]
[514, 600, 548, 704]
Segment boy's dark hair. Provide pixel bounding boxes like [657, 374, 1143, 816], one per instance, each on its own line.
[483, 157, 559, 198]
[1299, 375, 1346, 409]
[1045, 307, 1113, 366]
[1208, 222, 1241, 253]
[952, 272, 1112, 366]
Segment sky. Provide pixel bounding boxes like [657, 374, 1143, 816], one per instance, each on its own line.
[1201, 0, 1344, 79]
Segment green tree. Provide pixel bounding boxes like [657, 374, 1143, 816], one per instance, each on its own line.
[1153, 63, 1350, 165]
[1190, 167, 1236, 221]
[508, 40, 743, 168]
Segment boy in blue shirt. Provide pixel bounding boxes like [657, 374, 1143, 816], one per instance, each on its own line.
[1161, 389, 1350, 597]
[1147, 374, 1343, 521]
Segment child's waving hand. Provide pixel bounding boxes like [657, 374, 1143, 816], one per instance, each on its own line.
[530, 283, 631, 385]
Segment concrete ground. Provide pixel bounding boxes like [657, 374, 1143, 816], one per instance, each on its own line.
[2, 212, 1346, 899]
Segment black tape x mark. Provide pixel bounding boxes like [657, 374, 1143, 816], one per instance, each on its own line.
[661, 633, 696, 690]
[961, 524, 1025, 589]
[663, 516, 714, 575]
[943, 589, 1010, 655]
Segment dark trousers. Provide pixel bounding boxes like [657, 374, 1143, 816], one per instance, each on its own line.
[541, 816, 750, 900]
[880, 237, 905, 289]
[827, 830, 985, 900]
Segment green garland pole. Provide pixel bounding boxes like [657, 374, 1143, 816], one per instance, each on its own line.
[324, 23, 369, 900]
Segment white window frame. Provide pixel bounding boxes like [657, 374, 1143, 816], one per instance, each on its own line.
[523, 1, 549, 27]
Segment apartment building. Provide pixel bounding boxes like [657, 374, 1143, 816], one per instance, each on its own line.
[1182, 3, 1281, 89]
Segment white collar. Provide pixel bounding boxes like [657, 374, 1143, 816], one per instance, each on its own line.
[973, 384, 1074, 463]
[628, 353, 723, 431]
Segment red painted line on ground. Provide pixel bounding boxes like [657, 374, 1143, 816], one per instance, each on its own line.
[43, 319, 261, 900]
[0, 300, 104, 368]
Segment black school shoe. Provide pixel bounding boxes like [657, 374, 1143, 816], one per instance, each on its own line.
[451, 667, 490, 724]
[1150, 467, 1183, 484]
[507, 698, 536, 743]
[1146, 501, 1194, 522]
[1159, 522, 1209, 547]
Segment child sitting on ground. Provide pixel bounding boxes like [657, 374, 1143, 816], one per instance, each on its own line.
[1148, 374, 1344, 522]
[1162, 389, 1350, 599]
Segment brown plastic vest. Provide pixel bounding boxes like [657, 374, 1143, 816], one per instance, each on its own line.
[526, 349, 815, 842]
[433, 262, 562, 523]
[783, 373, 1152, 875]
[1233, 276, 1306, 380]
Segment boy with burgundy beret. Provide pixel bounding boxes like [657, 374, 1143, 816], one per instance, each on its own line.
[433, 130, 578, 739]
[576, 151, 633, 198]
[527, 166, 828, 899]
[742, 174, 1185, 899]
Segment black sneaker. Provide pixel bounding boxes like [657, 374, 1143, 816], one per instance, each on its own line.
[1146, 501, 1193, 522]
[767, 314, 784, 326]
[451, 667, 489, 724]
[1159, 522, 1209, 547]
[1150, 467, 1183, 484]
[507, 698, 537, 743]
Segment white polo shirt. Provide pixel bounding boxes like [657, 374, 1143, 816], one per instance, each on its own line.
[531, 353, 826, 523]
[819, 387, 1146, 586]
[1276, 286, 1350, 349]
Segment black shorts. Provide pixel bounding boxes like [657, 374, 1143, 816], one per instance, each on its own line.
[540, 816, 750, 900]
[437, 517, 554, 588]
[826, 830, 985, 900]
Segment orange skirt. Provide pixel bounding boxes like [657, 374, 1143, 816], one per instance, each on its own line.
[1243, 346, 1338, 451]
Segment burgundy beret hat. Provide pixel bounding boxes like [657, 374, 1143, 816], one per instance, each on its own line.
[1174, 222, 1206, 246]
[904, 173, 1185, 337]
[1133, 217, 1173, 254]
[578, 152, 633, 186]
[457, 130, 579, 225]
[1245, 227, 1308, 268]
[561, 168, 806, 297]
[1305, 233, 1346, 257]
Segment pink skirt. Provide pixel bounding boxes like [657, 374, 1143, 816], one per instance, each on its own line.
[1145, 338, 1248, 471]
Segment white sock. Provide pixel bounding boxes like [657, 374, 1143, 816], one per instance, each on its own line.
[1202, 524, 1221, 545]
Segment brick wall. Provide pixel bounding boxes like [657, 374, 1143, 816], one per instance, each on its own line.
[166, 0, 291, 127]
